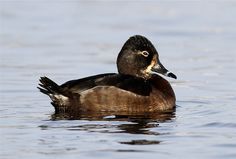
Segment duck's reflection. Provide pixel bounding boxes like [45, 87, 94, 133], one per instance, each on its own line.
[51, 109, 175, 122]
[49, 109, 175, 145]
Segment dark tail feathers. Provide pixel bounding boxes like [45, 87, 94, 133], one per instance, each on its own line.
[38, 77, 61, 96]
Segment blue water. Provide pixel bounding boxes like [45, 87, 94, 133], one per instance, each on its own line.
[1, 1, 236, 159]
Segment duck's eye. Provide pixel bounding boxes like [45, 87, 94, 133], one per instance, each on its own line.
[141, 51, 149, 57]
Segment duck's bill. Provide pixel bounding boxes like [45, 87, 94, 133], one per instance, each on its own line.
[151, 63, 177, 79]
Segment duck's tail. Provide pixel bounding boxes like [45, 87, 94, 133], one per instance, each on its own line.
[38, 76, 61, 96]
[38, 77, 70, 113]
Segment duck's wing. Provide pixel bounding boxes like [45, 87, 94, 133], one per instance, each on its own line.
[38, 73, 117, 96]
[38, 73, 152, 99]
[60, 73, 117, 94]
[61, 73, 152, 96]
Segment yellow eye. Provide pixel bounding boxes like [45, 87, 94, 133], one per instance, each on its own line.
[142, 51, 149, 57]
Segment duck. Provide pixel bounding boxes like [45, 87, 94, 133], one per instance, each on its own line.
[38, 35, 177, 115]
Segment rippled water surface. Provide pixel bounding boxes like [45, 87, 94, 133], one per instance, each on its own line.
[1, 1, 236, 159]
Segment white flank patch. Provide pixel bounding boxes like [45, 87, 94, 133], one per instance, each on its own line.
[49, 94, 69, 105]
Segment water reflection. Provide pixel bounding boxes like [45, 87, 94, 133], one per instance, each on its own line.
[40, 110, 176, 145]
[51, 109, 175, 121]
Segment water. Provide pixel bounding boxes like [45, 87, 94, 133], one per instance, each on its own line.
[1, 1, 236, 159]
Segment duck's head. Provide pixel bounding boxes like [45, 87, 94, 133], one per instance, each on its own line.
[117, 35, 177, 80]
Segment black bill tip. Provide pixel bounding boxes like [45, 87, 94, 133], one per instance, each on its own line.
[166, 72, 177, 79]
